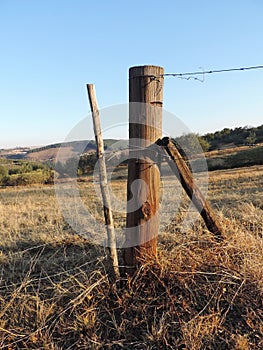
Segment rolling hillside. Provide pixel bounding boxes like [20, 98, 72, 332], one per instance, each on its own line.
[0, 139, 127, 162]
[0, 125, 262, 171]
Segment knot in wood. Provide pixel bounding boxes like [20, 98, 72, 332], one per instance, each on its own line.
[141, 201, 152, 220]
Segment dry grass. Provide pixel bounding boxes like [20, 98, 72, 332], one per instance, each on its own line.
[0, 165, 262, 349]
[204, 144, 254, 159]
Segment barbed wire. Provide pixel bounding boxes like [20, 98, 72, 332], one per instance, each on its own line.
[130, 65, 263, 82]
[164, 65, 263, 77]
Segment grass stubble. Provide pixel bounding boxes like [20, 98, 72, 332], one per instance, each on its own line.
[0, 165, 262, 349]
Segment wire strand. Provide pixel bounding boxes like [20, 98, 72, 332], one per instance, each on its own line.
[129, 65, 263, 80]
[164, 65, 263, 77]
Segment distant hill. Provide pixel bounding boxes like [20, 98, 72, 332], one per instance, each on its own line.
[0, 139, 128, 162]
[25, 140, 96, 162]
[0, 124, 262, 167]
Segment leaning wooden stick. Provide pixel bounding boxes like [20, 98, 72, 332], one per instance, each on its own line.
[87, 84, 120, 279]
[157, 137, 224, 240]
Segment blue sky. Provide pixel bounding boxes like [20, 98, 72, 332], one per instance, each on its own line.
[0, 0, 262, 148]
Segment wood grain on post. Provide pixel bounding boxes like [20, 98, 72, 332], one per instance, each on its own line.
[124, 66, 164, 274]
[87, 84, 120, 280]
[158, 137, 224, 240]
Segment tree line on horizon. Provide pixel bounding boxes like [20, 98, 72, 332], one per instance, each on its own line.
[202, 124, 263, 150]
[173, 124, 263, 155]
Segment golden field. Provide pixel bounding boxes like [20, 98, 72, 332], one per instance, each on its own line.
[0, 165, 262, 349]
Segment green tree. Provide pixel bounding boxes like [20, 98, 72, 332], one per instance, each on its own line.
[78, 153, 97, 175]
[174, 133, 210, 156]
[197, 136, 210, 152]
[246, 130, 257, 145]
[0, 165, 7, 178]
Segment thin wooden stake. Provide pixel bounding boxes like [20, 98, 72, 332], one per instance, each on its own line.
[157, 137, 224, 240]
[87, 84, 120, 280]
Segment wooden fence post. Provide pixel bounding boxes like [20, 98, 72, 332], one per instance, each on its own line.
[157, 137, 224, 240]
[124, 65, 164, 274]
[87, 84, 120, 280]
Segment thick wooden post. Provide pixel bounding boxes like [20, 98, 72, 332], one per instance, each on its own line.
[124, 65, 164, 274]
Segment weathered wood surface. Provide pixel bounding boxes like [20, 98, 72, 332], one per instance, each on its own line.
[157, 137, 224, 240]
[124, 66, 164, 274]
[87, 84, 120, 280]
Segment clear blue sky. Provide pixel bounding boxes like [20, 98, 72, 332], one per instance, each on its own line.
[0, 0, 263, 148]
